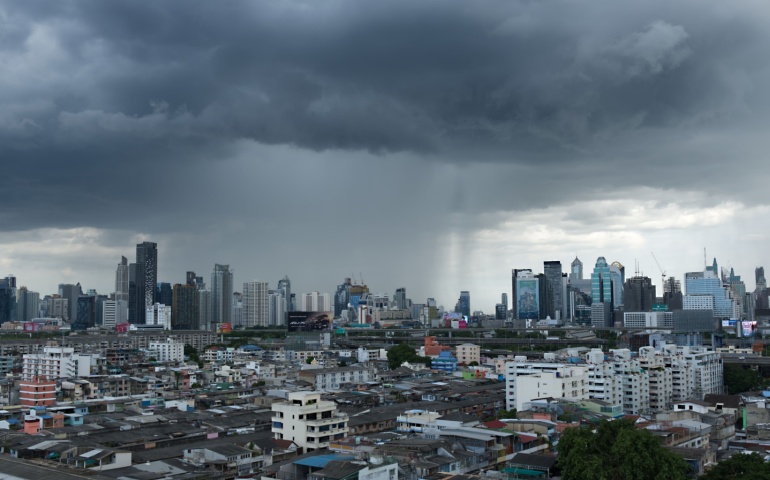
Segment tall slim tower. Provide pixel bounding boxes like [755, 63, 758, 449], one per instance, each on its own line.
[115, 256, 129, 302]
[211, 264, 233, 324]
[543, 261, 563, 319]
[570, 257, 583, 280]
[130, 242, 158, 324]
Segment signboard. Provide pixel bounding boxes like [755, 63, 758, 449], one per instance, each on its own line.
[722, 320, 737, 328]
[287, 311, 332, 332]
[23, 322, 42, 332]
[517, 279, 539, 319]
[652, 304, 668, 312]
[115, 323, 130, 333]
[217, 323, 232, 334]
[742, 321, 758, 337]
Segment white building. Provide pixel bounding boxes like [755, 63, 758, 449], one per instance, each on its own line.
[148, 339, 184, 363]
[22, 347, 94, 380]
[243, 281, 269, 327]
[298, 366, 371, 390]
[514, 368, 588, 411]
[271, 391, 348, 451]
[146, 303, 171, 330]
[623, 311, 673, 328]
[268, 290, 287, 326]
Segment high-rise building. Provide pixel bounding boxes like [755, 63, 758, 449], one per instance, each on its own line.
[394, 287, 407, 310]
[684, 268, 736, 319]
[115, 256, 129, 302]
[16, 287, 40, 323]
[268, 290, 287, 326]
[299, 292, 331, 312]
[199, 290, 211, 330]
[515, 270, 539, 320]
[211, 264, 234, 324]
[58, 283, 82, 325]
[0, 277, 14, 325]
[130, 242, 158, 324]
[156, 282, 173, 307]
[756, 267, 766, 291]
[277, 275, 292, 311]
[172, 283, 199, 330]
[74, 294, 97, 330]
[623, 276, 656, 312]
[570, 257, 583, 280]
[591, 257, 612, 305]
[334, 278, 351, 317]
[243, 281, 269, 327]
[543, 261, 563, 320]
[502, 293, 508, 312]
[610, 261, 625, 309]
[456, 291, 470, 317]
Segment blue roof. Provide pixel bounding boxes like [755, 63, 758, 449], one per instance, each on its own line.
[294, 454, 356, 468]
[242, 345, 262, 351]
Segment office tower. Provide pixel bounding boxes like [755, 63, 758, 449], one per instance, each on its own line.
[58, 283, 82, 324]
[455, 291, 470, 317]
[610, 261, 625, 308]
[334, 278, 352, 317]
[394, 287, 407, 310]
[268, 290, 287, 326]
[512, 268, 536, 320]
[623, 276, 656, 312]
[591, 257, 612, 305]
[115, 256, 129, 302]
[543, 261, 563, 319]
[172, 283, 199, 330]
[103, 300, 117, 330]
[570, 257, 584, 280]
[156, 282, 173, 307]
[502, 293, 508, 312]
[0, 277, 13, 325]
[16, 287, 40, 323]
[199, 290, 211, 330]
[277, 275, 292, 312]
[46, 295, 69, 320]
[211, 264, 234, 324]
[756, 267, 766, 290]
[128, 263, 137, 323]
[684, 267, 736, 319]
[74, 294, 97, 330]
[146, 303, 171, 330]
[232, 292, 243, 327]
[514, 270, 539, 320]
[130, 242, 158, 325]
[243, 281, 269, 327]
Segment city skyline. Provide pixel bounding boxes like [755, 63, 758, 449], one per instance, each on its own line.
[2, 1, 770, 312]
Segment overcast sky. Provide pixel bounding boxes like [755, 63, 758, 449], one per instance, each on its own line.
[2, 0, 770, 312]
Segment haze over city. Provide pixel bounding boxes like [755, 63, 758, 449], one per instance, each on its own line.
[2, 1, 770, 311]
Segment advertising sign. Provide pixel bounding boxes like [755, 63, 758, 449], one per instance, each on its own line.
[217, 323, 232, 334]
[23, 322, 42, 332]
[115, 323, 130, 333]
[742, 321, 758, 337]
[517, 279, 540, 319]
[722, 320, 737, 328]
[287, 311, 332, 332]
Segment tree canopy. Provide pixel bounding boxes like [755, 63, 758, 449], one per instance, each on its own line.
[723, 364, 767, 394]
[699, 452, 770, 480]
[387, 343, 431, 369]
[558, 419, 691, 480]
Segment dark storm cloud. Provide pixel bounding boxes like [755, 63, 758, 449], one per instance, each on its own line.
[1, 0, 769, 232]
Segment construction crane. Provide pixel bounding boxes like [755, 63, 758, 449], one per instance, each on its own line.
[651, 252, 667, 290]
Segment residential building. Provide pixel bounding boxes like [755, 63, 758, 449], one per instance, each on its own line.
[456, 343, 480, 365]
[505, 361, 589, 411]
[19, 376, 56, 407]
[22, 347, 94, 380]
[243, 281, 269, 327]
[148, 339, 185, 363]
[271, 391, 349, 451]
[300, 292, 332, 312]
[298, 366, 371, 390]
[146, 303, 172, 330]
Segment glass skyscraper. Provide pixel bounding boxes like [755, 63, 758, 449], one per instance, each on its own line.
[591, 257, 612, 305]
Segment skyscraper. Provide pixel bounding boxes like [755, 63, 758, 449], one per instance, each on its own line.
[211, 264, 233, 324]
[456, 291, 471, 317]
[334, 278, 351, 317]
[591, 257, 612, 305]
[277, 276, 292, 312]
[268, 290, 287, 326]
[543, 261, 563, 319]
[115, 256, 129, 302]
[130, 242, 158, 324]
[756, 267, 766, 291]
[16, 287, 40, 323]
[0, 277, 14, 325]
[623, 276, 656, 312]
[243, 281, 269, 327]
[394, 287, 407, 310]
[570, 257, 583, 280]
[58, 283, 82, 324]
[172, 282, 199, 330]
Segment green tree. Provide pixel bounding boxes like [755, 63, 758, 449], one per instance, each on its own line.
[699, 452, 770, 479]
[558, 419, 691, 480]
[724, 364, 766, 394]
[306, 356, 315, 364]
[387, 343, 431, 369]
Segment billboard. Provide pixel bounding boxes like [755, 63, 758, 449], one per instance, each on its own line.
[722, 320, 737, 328]
[23, 322, 42, 332]
[217, 323, 232, 334]
[517, 279, 539, 319]
[288, 311, 332, 332]
[115, 323, 130, 333]
[742, 321, 758, 337]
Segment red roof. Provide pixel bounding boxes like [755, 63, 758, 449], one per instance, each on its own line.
[483, 420, 508, 429]
[517, 434, 538, 443]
